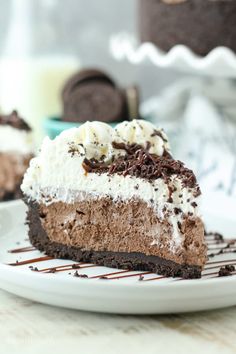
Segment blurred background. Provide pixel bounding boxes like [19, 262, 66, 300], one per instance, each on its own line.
[0, 0, 181, 139]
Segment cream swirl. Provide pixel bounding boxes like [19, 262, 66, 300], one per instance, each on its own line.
[57, 119, 170, 161]
[114, 119, 170, 156]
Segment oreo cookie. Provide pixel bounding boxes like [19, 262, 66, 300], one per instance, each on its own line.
[62, 69, 140, 123]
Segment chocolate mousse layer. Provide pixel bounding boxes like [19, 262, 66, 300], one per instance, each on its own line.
[26, 197, 206, 279]
[0, 153, 32, 201]
[139, 0, 236, 55]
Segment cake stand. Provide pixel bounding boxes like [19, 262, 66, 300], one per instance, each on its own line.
[110, 33, 236, 212]
[110, 33, 236, 78]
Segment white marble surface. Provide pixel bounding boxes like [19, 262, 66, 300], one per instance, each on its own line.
[1, 288, 236, 354]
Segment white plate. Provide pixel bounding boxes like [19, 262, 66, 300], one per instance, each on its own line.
[110, 34, 236, 78]
[0, 201, 236, 314]
[0, 199, 23, 207]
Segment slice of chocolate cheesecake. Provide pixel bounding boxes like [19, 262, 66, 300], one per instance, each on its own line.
[0, 111, 34, 201]
[22, 120, 207, 278]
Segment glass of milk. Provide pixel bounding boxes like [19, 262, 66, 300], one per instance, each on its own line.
[0, 0, 80, 145]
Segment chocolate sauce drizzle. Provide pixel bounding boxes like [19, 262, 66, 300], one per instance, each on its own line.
[8, 246, 36, 254]
[7, 232, 236, 280]
[82, 142, 199, 191]
[8, 256, 53, 266]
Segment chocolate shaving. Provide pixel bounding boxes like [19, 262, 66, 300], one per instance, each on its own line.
[82, 158, 108, 173]
[167, 185, 174, 203]
[0, 110, 31, 131]
[82, 143, 199, 191]
[112, 141, 145, 154]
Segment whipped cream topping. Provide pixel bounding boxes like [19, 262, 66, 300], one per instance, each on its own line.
[115, 119, 170, 156]
[56, 119, 170, 162]
[0, 125, 34, 155]
[22, 119, 171, 197]
[21, 119, 200, 251]
[64, 121, 121, 162]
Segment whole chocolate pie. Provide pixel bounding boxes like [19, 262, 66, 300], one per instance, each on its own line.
[139, 0, 236, 56]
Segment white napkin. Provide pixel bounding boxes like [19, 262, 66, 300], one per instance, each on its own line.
[141, 78, 236, 217]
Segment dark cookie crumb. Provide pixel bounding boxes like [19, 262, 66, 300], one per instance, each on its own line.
[174, 208, 181, 215]
[68, 143, 84, 157]
[30, 266, 39, 272]
[73, 271, 88, 278]
[219, 265, 235, 277]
